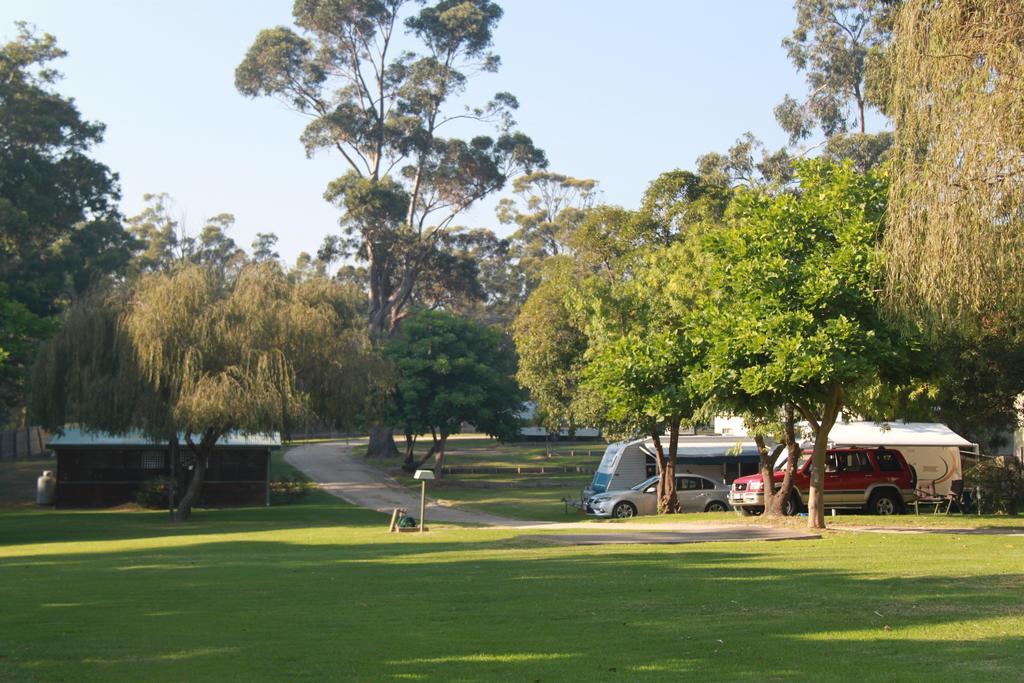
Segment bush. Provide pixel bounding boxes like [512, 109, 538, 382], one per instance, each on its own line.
[965, 457, 1024, 515]
[136, 476, 175, 509]
[270, 474, 315, 505]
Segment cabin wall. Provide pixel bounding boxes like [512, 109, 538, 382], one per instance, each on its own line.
[55, 448, 270, 507]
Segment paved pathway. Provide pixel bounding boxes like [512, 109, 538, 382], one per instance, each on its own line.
[285, 441, 822, 544]
[285, 441, 530, 526]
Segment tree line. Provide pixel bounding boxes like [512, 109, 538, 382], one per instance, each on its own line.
[3, 1, 1023, 527]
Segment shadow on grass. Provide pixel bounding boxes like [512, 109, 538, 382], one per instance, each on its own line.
[0, 492, 385, 547]
[0, 523, 1022, 680]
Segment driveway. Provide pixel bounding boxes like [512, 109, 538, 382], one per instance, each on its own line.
[285, 441, 530, 526]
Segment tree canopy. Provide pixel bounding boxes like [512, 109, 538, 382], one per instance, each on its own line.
[385, 308, 522, 476]
[885, 0, 1024, 328]
[697, 160, 908, 528]
[0, 24, 134, 424]
[32, 263, 378, 520]
[236, 0, 546, 341]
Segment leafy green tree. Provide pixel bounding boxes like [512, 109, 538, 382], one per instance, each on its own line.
[886, 0, 1024, 327]
[0, 24, 133, 422]
[697, 133, 794, 190]
[512, 260, 590, 433]
[194, 214, 247, 274]
[237, 0, 544, 455]
[776, 0, 895, 141]
[236, 0, 545, 341]
[584, 325, 697, 514]
[699, 160, 904, 528]
[32, 264, 378, 521]
[496, 171, 598, 298]
[385, 309, 522, 478]
[250, 232, 280, 263]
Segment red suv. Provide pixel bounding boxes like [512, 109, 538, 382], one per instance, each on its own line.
[729, 447, 916, 516]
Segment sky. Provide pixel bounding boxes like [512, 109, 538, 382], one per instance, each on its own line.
[1, 1, 810, 265]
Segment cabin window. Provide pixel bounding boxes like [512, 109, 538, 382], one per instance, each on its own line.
[679, 476, 702, 491]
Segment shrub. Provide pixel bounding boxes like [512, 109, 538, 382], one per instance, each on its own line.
[270, 474, 315, 505]
[965, 457, 1024, 515]
[136, 476, 175, 509]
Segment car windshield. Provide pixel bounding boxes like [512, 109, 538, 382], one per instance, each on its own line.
[632, 477, 658, 491]
[774, 452, 812, 471]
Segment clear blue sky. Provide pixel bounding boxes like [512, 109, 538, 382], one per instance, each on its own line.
[1, 1, 808, 264]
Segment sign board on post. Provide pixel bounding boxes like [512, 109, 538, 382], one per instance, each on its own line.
[413, 469, 434, 532]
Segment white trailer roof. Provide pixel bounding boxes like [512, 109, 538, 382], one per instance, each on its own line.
[824, 421, 972, 448]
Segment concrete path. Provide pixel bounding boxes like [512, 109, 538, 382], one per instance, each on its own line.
[285, 442, 822, 544]
[518, 527, 820, 545]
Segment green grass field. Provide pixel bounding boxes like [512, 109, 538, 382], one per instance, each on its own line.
[2, 453, 1024, 681]
[4, 450, 1023, 680]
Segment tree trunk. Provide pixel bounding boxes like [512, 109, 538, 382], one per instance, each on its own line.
[662, 419, 681, 513]
[174, 441, 208, 522]
[367, 425, 399, 458]
[168, 435, 179, 518]
[649, 428, 667, 505]
[402, 432, 417, 467]
[432, 433, 449, 480]
[404, 439, 437, 473]
[755, 433, 778, 515]
[802, 388, 843, 529]
[767, 403, 800, 516]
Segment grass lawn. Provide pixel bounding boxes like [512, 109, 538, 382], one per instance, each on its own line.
[1, 454, 1023, 681]
[0, 455, 56, 507]
[356, 435, 605, 469]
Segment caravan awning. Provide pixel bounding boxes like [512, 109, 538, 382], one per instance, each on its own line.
[824, 422, 972, 448]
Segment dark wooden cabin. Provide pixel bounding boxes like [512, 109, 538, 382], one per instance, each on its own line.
[47, 429, 279, 507]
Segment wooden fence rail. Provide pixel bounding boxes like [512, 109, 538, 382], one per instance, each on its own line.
[441, 465, 595, 475]
[0, 427, 50, 460]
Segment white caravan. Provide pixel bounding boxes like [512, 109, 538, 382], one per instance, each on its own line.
[583, 435, 762, 499]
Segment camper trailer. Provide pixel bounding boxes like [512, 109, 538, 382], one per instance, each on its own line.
[716, 417, 976, 497]
[583, 435, 762, 499]
[811, 422, 975, 496]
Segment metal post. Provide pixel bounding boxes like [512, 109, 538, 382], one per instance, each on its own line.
[419, 480, 427, 533]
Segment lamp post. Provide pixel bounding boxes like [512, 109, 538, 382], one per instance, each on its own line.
[413, 469, 435, 533]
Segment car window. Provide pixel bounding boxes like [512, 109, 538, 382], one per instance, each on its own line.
[679, 477, 702, 490]
[873, 450, 903, 472]
[851, 451, 873, 473]
[701, 478, 716, 490]
[825, 453, 839, 473]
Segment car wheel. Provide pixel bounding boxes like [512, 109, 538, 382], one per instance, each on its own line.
[782, 492, 801, 516]
[705, 500, 728, 513]
[868, 490, 901, 515]
[612, 501, 637, 518]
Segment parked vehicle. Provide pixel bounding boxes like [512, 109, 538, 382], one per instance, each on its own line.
[818, 421, 973, 496]
[729, 447, 916, 515]
[587, 474, 732, 518]
[583, 436, 762, 501]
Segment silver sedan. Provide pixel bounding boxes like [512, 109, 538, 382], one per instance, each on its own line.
[587, 474, 732, 518]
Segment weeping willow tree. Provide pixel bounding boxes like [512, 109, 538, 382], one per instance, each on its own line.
[33, 263, 379, 521]
[886, 0, 1024, 327]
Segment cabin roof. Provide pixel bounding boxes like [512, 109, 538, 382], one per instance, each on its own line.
[47, 428, 281, 450]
